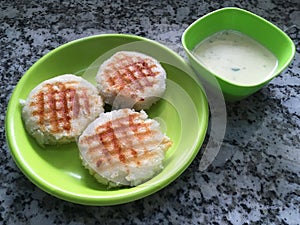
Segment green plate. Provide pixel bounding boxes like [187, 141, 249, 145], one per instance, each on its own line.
[5, 34, 208, 206]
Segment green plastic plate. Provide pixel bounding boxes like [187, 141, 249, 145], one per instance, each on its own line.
[6, 34, 208, 206]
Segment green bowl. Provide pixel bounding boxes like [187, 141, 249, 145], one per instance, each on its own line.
[5, 34, 208, 205]
[182, 7, 295, 101]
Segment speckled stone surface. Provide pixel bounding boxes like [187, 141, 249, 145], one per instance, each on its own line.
[1, 0, 300, 224]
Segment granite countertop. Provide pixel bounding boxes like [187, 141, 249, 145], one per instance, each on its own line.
[1, 0, 299, 224]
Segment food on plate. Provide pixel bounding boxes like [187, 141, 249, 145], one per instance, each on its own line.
[20, 74, 104, 146]
[96, 51, 166, 110]
[78, 108, 172, 187]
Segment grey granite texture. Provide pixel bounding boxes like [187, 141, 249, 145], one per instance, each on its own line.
[1, 0, 300, 224]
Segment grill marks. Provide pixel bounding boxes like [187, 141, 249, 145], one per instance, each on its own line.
[105, 54, 160, 93]
[30, 81, 90, 134]
[33, 91, 45, 128]
[81, 113, 158, 167]
[128, 113, 151, 140]
[99, 121, 126, 164]
[72, 88, 80, 119]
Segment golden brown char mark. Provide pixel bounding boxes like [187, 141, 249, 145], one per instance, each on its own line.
[82, 113, 157, 167]
[128, 114, 151, 140]
[107, 59, 160, 91]
[30, 81, 87, 134]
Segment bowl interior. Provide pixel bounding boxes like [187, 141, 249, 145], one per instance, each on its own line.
[6, 34, 208, 205]
[182, 7, 295, 81]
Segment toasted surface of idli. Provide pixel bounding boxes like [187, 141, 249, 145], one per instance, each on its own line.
[96, 51, 166, 110]
[21, 74, 104, 146]
[78, 108, 172, 187]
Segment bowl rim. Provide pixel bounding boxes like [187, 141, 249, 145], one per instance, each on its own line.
[182, 7, 296, 88]
[5, 33, 209, 206]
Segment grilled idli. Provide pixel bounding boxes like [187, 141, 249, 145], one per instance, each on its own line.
[21, 74, 104, 146]
[96, 51, 166, 110]
[78, 108, 172, 187]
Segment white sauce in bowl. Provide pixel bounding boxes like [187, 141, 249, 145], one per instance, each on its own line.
[192, 30, 278, 85]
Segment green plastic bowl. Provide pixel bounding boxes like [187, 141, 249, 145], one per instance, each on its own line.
[182, 7, 295, 101]
[5, 34, 208, 205]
